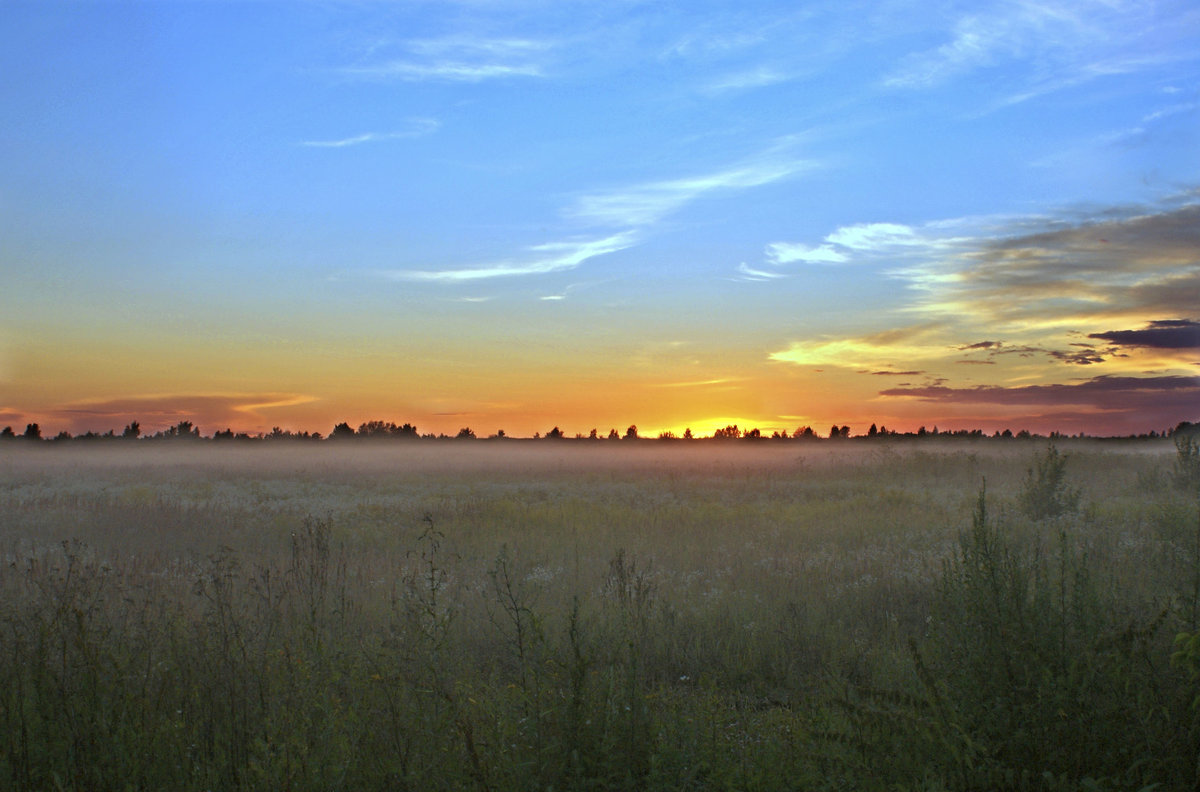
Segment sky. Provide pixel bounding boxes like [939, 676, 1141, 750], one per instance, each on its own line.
[2, 0, 1198, 439]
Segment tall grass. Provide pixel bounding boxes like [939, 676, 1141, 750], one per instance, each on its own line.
[0, 441, 1197, 790]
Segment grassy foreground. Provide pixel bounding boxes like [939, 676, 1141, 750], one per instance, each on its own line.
[1, 440, 1198, 791]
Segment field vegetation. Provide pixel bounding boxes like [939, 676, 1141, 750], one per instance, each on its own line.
[1, 439, 1198, 790]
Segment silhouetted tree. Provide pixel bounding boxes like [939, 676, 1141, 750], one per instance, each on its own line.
[546, 426, 564, 439]
[357, 420, 395, 438]
[0, 426, 14, 440]
[795, 426, 815, 439]
[122, 421, 140, 439]
[714, 425, 740, 439]
[608, 428, 620, 440]
[624, 425, 639, 440]
[330, 422, 355, 440]
[868, 423, 878, 438]
[494, 429, 507, 439]
[53, 430, 72, 442]
[744, 428, 762, 439]
[683, 428, 693, 440]
[456, 427, 476, 439]
[589, 428, 599, 440]
[657, 430, 677, 439]
[23, 423, 41, 441]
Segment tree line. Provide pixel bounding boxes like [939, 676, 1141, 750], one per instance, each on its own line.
[1, 419, 1195, 445]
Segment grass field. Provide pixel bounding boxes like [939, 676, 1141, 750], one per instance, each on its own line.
[1, 439, 1198, 790]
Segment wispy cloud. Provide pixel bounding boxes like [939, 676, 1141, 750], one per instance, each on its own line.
[765, 242, 847, 265]
[653, 377, 744, 388]
[736, 262, 786, 281]
[883, 0, 1191, 109]
[568, 155, 814, 228]
[385, 232, 637, 282]
[703, 66, 790, 93]
[341, 36, 551, 82]
[301, 118, 440, 148]
[49, 392, 319, 434]
[762, 220, 956, 270]
[769, 325, 948, 370]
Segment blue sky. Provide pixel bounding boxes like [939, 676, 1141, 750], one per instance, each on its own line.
[2, 0, 1198, 437]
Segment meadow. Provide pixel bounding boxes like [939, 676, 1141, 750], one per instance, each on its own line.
[1, 439, 1198, 791]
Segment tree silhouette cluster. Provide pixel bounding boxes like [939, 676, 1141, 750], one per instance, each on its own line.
[1, 418, 1195, 446]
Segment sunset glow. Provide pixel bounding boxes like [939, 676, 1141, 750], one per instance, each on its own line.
[2, 1, 1197, 438]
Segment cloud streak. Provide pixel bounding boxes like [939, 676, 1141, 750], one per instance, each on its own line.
[341, 36, 551, 82]
[568, 155, 814, 228]
[301, 119, 440, 148]
[880, 374, 1200, 410]
[385, 232, 637, 282]
[47, 393, 320, 434]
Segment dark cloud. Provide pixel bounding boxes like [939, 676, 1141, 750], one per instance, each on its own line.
[1088, 319, 1200, 350]
[881, 374, 1199, 413]
[957, 339, 1109, 365]
[862, 369, 925, 376]
[1047, 348, 1106, 365]
[915, 202, 1200, 325]
[880, 375, 1199, 433]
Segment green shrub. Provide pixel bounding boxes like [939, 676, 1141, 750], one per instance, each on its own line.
[1019, 444, 1081, 519]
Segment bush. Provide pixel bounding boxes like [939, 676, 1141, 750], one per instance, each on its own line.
[1019, 444, 1080, 519]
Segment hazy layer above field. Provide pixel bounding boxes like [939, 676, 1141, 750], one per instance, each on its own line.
[0, 437, 1174, 479]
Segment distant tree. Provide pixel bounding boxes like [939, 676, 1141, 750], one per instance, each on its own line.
[828, 425, 840, 439]
[608, 428, 620, 440]
[917, 426, 927, 437]
[23, 423, 41, 441]
[714, 425, 740, 439]
[840, 425, 850, 438]
[588, 428, 598, 440]
[1017, 429, 1031, 439]
[456, 427, 476, 439]
[330, 422, 355, 440]
[683, 428, 693, 440]
[795, 426, 815, 440]
[624, 425, 639, 440]
[179, 421, 199, 439]
[213, 428, 234, 441]
[868, 423, 878, 438]
[357, 420, 395, 438]
[122, 421, 141, 439]
[0, 426, 14, 440]
[744, 428, 762, 439]
[546, 426, 564, 439]
[397, 423, 419, 439]
[533, 432, 541, 439]
[494, 429, 507, 439]
[53, 430, 72, 442]
[657, 430, 677, 439]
